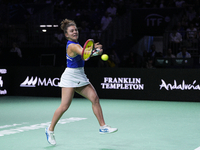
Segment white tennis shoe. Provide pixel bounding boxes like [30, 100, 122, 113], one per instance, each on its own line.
[99, 125, 118, 134]
[45, 126, 56, 145]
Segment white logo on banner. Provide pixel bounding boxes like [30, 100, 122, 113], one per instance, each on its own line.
[0, 69, 7, 74]
[0, 76, 3, 87]
[160, 79, 200, 90]
[0, 89, 7, 95]
[101, 77, 144, 90]
[20, 76, 60, 87]
[0, 69, 7, 95]
[20, 76, 37, 87]
[145, 14, 170, 26]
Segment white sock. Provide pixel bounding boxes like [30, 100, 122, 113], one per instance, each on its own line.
[100, 125, 107, 128]
[48, 126, 54, 133]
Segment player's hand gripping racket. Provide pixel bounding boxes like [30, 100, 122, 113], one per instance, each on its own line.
[81, 39, 94, 61]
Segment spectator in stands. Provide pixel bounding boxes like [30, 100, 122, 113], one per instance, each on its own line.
[192, 15, 200, 30]
[176, 46, 191, 58]
[164, 48, 176, 58]
[149, 44, 163, 59]
[57, 0, 64, 7]
[9, 42, 22, 66]
[90, 24, 102, 42]
[106, 2, 117, 18]
[142, 50, 149, 68]
[101, 11, 112, 31]
[148, 44, 163, 67]
[107, 48, 120, 67]
[175, 0, 185, 8]
[125, 51, 136, 68]
[170, 27, 183, 43]
[53, 29, 65, 47]
[186, 6, 197, 22]
[159, 0, 166, 8]
[169, 27, 182, 54]
[10, 42, 22, 58]
[186, 22, 198, 47]
[181, 13, 189, 29]
[176, 21, 186, 38]
[146, 57, 155, 69]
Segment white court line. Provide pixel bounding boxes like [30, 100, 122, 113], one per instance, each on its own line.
[194, 146, 200, 150]
[0, 123, 28, 129]
[0, 124, 22, 129]
[0, 117, 87, 137]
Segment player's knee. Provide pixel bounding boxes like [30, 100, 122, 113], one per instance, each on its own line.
[60, 105, 69, 112]
[92, 95, 99, 105]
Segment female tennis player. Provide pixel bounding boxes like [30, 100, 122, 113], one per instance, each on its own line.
[45, 19, 118, 145]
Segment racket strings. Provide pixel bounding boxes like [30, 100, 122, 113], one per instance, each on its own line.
[82, 39, 94, 61]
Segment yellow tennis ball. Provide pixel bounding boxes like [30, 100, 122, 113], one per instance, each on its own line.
[101, 54, 109, 61]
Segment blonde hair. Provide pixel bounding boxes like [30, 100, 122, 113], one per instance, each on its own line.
[60, 18, 76, 33]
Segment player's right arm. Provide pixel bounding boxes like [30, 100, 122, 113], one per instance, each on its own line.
[67, 44, 83, 57]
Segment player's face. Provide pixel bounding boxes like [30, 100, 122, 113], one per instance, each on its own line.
[65, 25, 79, 41]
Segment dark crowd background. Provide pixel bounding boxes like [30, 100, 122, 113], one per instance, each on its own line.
[0, 0, 199, 69]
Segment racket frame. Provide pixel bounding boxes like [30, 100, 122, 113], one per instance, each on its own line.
[81, 39, 94, 61]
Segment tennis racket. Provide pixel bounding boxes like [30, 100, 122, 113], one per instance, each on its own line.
[81, 39, 94, 61]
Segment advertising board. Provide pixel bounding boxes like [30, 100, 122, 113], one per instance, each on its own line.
[2, 67, 200, 102]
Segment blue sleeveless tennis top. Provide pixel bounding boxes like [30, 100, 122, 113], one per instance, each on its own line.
[66, 40, 85, 68]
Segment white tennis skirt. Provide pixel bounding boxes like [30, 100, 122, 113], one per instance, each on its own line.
[58, 67, 90, 87]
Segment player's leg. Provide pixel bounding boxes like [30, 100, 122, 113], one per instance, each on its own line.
[75, 84, 118, 134]
[49, 87, 74, 131]
[45, 87, 74, 145]
[75, 84, 105, 126]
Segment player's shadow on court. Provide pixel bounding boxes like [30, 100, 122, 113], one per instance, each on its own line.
[43, 145, 56, 149]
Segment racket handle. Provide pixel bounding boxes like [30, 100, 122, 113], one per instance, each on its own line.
[92, 48, 100, 56]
